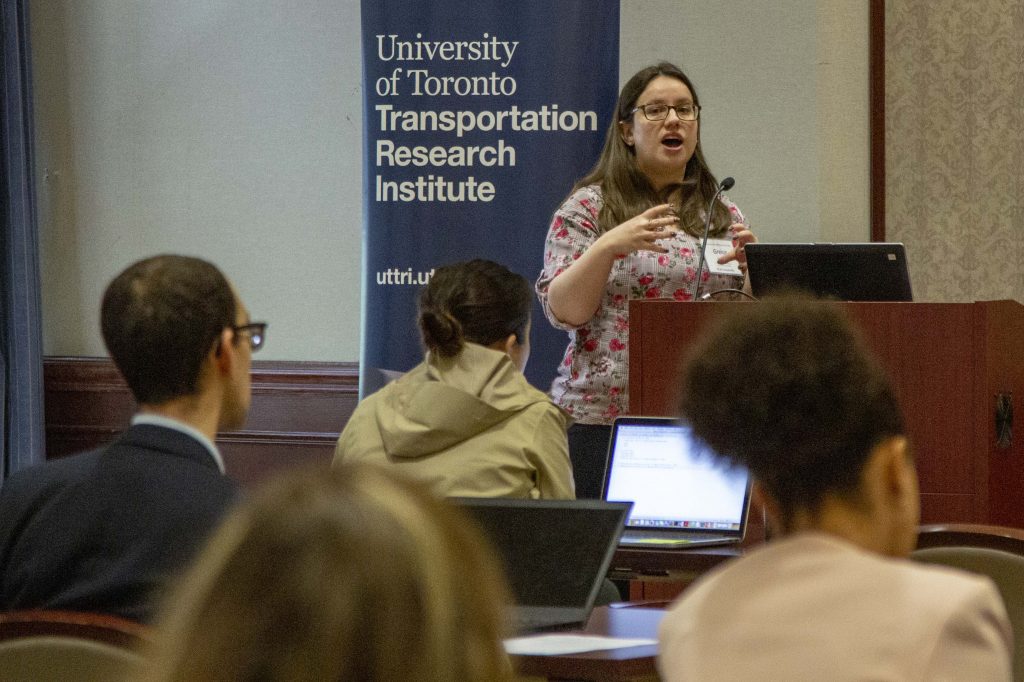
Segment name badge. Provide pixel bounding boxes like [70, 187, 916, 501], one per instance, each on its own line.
[704, 239, 743, 277]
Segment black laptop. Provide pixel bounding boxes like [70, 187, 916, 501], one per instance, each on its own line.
[602, 417, 751, 549]
[745, 242, 913, 301]
[452, 498, 631, 632]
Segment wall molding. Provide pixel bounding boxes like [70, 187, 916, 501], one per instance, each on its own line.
[44, 357, 360, 487]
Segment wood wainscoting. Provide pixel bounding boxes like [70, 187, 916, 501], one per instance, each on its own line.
[44, 357, 360, 487]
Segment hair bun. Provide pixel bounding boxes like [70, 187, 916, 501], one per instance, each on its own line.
[417, 260, 531, 358]
[420, 309, 463, 357]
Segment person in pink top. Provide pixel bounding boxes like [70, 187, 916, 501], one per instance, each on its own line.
[659, 297, 1012, 681]
[536, 61, 757, 497]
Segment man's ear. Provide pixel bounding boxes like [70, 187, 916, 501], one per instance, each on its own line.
[619, 120, 634, 147]
[212, 328, 234, 375]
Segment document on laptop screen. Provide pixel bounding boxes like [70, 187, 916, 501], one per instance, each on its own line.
[605, 424, 748, 529]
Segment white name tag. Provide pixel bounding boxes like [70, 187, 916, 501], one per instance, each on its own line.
[704, 239, 743, 277]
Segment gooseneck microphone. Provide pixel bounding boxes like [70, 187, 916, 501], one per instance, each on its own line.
[690, 176, 735, 301]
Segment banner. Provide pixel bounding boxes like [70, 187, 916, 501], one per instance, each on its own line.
[360, 0, 619, 395]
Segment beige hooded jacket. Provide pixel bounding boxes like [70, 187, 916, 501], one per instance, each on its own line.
[334, 343, 574, 499]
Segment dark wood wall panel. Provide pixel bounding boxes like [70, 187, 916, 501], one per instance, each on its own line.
[630, 300, 1024, 527]
[44, 357, 360, 488]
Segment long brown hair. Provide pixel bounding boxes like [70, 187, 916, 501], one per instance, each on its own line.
[574, 62, 732, 239]
[143, 465, 514, 682]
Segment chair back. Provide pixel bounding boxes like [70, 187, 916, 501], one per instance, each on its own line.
[913, 524, 1024, 680]
[0, 610, 150, 682]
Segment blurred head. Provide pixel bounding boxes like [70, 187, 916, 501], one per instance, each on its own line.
[419, 259, 532, 371]
[576, 62, 731, 239]
[145, 465, 514, 682]
[100, 254, 257, 428]
[678, 296, 917, 554]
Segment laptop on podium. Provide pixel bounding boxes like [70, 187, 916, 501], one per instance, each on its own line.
[745, 242, 913, 301]
[602, 416, 752, 549]
[452, 498, 631, 633]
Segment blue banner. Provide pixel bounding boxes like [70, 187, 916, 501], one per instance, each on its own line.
[360, 0, 620, 395]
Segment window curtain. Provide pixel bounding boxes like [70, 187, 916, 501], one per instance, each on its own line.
[0, 0, 44, 480]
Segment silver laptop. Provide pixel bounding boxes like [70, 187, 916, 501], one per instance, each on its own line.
[452, 498, 631, 632]
[745, 242, 913, 301]
[602, 417, 751, 549]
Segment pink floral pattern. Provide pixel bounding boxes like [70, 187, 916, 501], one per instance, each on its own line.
[536, 184, 748, 424]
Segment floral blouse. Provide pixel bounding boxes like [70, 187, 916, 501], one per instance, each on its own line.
[535, 184, 748, 425]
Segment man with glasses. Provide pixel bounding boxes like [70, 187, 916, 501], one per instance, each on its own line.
[0, 255, 267, 623]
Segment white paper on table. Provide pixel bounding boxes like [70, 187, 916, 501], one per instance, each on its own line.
[503, 634, 657, 656]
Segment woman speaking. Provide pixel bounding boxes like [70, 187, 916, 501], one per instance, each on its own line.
[536, 62, 757, 498]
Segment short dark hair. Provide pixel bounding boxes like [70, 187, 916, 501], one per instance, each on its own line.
[418, 259, 532, 358]
[101, 255, 237, 405]
[678, 297, 905, 521]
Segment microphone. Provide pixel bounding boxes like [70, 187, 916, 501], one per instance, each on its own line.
[689, 176, 735, 301]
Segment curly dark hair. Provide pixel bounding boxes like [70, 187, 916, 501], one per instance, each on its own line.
[418, 259, 531, 358]
[678, 296, 905, 522]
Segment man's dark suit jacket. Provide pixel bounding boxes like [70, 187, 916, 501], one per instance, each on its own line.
[0, 423, 239, 623]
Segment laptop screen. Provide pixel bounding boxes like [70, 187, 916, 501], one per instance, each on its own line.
[603, 418, 750, 534]
[452, 499, 630, 608]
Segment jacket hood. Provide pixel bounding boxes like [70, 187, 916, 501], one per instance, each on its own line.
[373, 343, 553, 458]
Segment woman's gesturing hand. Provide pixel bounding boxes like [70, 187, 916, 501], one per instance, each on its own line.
[596, 204, 680, 258]
[717, 224, 757, 273]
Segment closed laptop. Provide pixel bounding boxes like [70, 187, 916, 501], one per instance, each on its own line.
[452, 498, 631, 632]
[745, 242, 913, 302]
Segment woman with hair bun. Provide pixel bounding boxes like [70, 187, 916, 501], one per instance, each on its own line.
[335, 259, 574, 499]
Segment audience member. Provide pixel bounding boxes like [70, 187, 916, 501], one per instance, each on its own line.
[336, 259, 574, 499]
[0, 254, 263, 623]
[658, 297, 1012, 681]
[142, 464, 514, 682]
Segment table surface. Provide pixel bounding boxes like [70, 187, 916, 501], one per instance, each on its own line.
[509, 606, 666, 681]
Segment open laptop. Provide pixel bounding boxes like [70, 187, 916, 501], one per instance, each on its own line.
[602, 416, 751, 549]
[745, 242, 913, 301]
[452, 498, 631, 633]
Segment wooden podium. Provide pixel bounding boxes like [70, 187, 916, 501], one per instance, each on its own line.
[629, 300, 1024, 527]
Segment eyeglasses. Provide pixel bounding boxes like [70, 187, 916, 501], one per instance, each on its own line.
[629, 102, 700, 122]
[233, 322, 267, 352]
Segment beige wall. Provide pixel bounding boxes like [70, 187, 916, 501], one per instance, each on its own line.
[32, 1, 870, 361]
[623, 1, 869, 245]
[31, 1, 363, 360]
